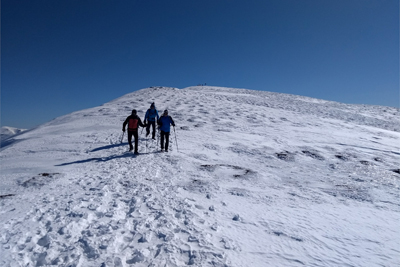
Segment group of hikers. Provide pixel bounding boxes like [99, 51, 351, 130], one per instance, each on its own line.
[122, 102, 175, 154]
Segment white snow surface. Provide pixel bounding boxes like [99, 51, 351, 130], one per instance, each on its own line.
[1, 86, 399, 267]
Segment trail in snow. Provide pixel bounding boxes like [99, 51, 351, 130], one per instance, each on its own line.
[1, 86, 400, 266]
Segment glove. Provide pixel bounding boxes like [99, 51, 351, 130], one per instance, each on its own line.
[122, 128, 125, 132]
[172, 123, 175, 127]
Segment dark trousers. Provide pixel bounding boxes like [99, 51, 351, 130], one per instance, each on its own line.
[160, 131, 170, 151]
[146, 121, 156, 138]
[127, 130, 138, 152]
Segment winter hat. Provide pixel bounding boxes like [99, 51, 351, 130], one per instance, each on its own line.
[150, 102, 155, 108]
[163, 110, 168, 115]
[131, 109, 137, 114]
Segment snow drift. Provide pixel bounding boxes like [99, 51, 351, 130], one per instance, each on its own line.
[1, 86, 399, 266]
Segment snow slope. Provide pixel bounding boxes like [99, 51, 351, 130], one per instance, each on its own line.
[1, 86, 399, 267]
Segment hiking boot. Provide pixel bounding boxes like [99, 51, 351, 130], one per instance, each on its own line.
[134, 151, 139, 155]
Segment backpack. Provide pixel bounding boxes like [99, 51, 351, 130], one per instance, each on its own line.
[147, 109, 158, 121]
[128, 117, 138, 130]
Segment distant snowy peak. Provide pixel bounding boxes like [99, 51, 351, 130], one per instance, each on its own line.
[1, 126, 26, 140]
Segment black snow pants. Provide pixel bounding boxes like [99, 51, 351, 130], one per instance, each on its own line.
[146, 121, 156, 139]
[160, 131, 170, 151]
[128, 130, 139, 152]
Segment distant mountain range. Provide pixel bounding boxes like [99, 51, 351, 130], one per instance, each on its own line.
[1, 126, 26, 141]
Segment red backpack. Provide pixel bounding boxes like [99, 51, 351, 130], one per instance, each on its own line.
[128, 118, 138, 130]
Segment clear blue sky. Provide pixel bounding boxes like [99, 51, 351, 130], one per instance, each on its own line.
[1, 0, 399, 129]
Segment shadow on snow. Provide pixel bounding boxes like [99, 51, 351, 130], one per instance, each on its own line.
[56, 140, 162, 166]
[55, 152, 137, 166]
[56, 148, 160, 166]
[89, 143, 126, 152]
[1, 138, 25, 150]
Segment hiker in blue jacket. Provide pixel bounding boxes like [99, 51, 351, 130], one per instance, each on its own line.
[144, 103, 159, 140]
[123, 109, 146, 154]
[157, 110, 175, 152]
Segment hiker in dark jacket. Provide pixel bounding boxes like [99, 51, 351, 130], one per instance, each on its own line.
[157, 110, 175, 152]
[122, 109, 145, 154]
[144, 102, 159, 139]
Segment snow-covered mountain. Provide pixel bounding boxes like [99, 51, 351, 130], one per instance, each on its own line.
[1, 126, 26, 144]
[1, 86, 399, 267]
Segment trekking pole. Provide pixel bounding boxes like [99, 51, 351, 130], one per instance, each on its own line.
[120, 131, 125, 143]
[173, 126, 179, 152]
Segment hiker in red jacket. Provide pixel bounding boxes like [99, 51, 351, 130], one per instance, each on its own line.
[122, 109, 146, 154]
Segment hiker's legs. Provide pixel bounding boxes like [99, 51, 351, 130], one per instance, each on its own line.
[146, 123, 151, 136]
[165, 132, 170, 151]
[150, 121, 156, 139]
[160, 131, 165, 150]
[128, 131, 134, 150]
[133, 131, 139, 152]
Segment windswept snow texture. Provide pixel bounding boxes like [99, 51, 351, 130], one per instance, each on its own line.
[1, 86, 400, 267]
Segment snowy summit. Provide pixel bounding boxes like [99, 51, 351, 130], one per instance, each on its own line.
[1, 86, 399, 266]
[1, 126, 26, 144]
